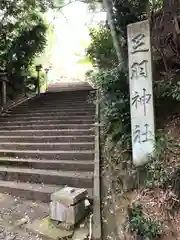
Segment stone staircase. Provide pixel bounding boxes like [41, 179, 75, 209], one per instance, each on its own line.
[0, 89, 95, 202]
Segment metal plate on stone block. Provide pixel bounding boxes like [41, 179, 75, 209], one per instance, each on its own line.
[51, 187, 88, 207]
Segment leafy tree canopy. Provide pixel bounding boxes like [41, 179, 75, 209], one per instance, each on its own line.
[85, 0, 165, 143]
[0, 0, 52, 96]
[86, 25, 118, 69]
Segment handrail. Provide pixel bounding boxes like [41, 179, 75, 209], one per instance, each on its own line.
[0, 79, 37, 114]
[0, 93, 36, 115]
[92, 88, 102, 240]
[0, 71, 41, 113]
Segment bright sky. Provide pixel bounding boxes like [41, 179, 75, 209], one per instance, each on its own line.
[45, 2, 106, 81]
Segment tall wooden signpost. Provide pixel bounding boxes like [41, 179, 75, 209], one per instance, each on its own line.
[127, 20, 155, 166]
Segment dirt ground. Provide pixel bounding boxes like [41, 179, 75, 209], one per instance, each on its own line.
[101, 165, 121, 240]
[0, 193, 49, 240]
[101, 166, 137, 240]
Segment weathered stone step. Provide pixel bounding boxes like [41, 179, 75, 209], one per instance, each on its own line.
[41, 90, 92, 95]
[7, 106, 95, 114]
[0, 180, 93, 202]
[0, 124, 94, 131]
[0, 142, 94, 151]
[0, 89, 96, 204]
[0, 129, 94, 136]
[9, 107, 95, 113]
[19, 101, 92, 108]
[0, 115, 95, 121]
[35, 99, 91, 104]
[5, 111, 95, 117]
[16, 102, 94, 107]
[36, 94, 92, 100]
[0, 119, 94, 126]
[0, 158, 94, 171]
[38, 93, 91, 99]
[36, 94, 91, 99]
[44, 89, 92, 93]
[14, 103, 95, 109]
[20, 97, 92, 103]
[0, 135, 94, 143]
[26, 98, 91, 104]
[0, 167, 93, 188]
[23, 93, 91, 98]
[0, 149, 94, 160]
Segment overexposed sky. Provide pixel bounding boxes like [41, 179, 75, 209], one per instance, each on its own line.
[45, 2, 106, 81]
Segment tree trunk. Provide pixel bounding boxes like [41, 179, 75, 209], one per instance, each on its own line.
[102, 0, 122, 63]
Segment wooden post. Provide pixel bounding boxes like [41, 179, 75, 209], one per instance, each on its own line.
[45, 69, 49, 92]
[127, 20, 155, 166]
[37, 71, 40, 95]
[0, 71, 8, 109]
[2, 80, 6, 107]
[36, 64, 42, 95]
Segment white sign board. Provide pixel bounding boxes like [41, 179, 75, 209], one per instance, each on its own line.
[127, 20, 155, 166]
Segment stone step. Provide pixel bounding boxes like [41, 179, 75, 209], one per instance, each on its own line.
[0, 167, 93, 188]
[0, 142, 94, 151]
[0, 180, 93, 202]
[36, 93, 91, 98]
[0, 149, 94, 160]
[8, 107, 95, 113]
[0, 135, 94, 143]
[0, 115, 95, 122]
[44, 89, 92, 93]
[13, 103, 95, 108]
[36, 94, 92, 100]
[0, 90, 96, 204]
[16, 103, 94, 109]
[0, 158, 94, 171]
[0, 124, 94, 131]
[46, 97, 91, 101]
[20, 97, 92, 103]
[0, 129, 94, 136]
[21, 94, 91, 99]
[27, 98, 91, 104]
[0, 119, 94, 126]
[5, 111, 95, 117]
[38, 93, 91, 99]
[8, 107, 95, 114]
[42, 89, 92, 95]
[18, 99, 92, 107]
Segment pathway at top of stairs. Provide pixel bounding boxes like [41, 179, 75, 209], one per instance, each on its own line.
[0, 89, 95, 202]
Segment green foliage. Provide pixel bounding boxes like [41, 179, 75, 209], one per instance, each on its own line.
[86, 26, 118, 69]
[86, 0, 169, 145]
[154, 74, 180, 101]
[109, 0, 149, 60]
[145, 131, 168, 188]
[151, 0, 163, 11]
[0, 0, 55, 13]
[112, 0, 148, 36]
[85, 0, 151, 144]
[76, 57, 91, 65]
[128, 203, 162, 239]
[7, 22, 47, 72]
[87, 65, 130, 143]
[0, 0, 49, 96]
[144, 130, 179, 189]
[145, 158, 168, 189]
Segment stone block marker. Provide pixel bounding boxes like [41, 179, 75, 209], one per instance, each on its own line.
[127, 20, 155, 166]
[50, 187, 88, 228]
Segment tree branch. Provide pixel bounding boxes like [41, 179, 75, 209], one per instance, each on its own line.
[53, 0, 102, 9]
[102, 0, 122, 63]
[53, 0, 75, 9]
